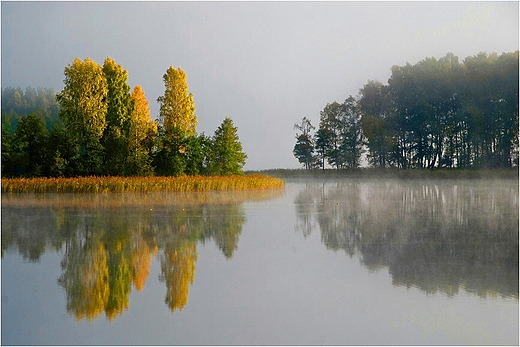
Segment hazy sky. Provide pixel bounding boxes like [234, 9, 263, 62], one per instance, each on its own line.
[2, 1, 518, 170]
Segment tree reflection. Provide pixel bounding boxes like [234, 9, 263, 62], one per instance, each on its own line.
[59, 236, 109, 321]
[294, 180, 519, 299]
[1, 205, 66, 261]
[205, 204, 246, 259]
[104, 224, 133, 321]
[132, 228, 158, 292]
[56, 210, 147, 321]
[160, 242, 197, 312]
[1, 190, 264, 321]
[294, 183, 321, 238]
[155, 202, 247, 311]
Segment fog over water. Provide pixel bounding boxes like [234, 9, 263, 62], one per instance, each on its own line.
[2, 178, 518, 344]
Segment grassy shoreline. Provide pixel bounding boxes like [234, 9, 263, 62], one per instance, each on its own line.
[248, 167, 519, 180]
[2, 168, 517, 194]
[1, 174, 285, 194]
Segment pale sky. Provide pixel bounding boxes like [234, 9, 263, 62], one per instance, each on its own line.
[2, 1, 518, 170]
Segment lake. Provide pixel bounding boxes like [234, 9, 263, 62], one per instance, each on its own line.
[2, 178, 518, 345]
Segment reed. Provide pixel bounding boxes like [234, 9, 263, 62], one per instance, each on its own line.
[1, 174, 285, 194]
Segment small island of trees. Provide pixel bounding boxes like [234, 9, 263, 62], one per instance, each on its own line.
[2, 57, 248, 179]
[294, 51, 519, 170]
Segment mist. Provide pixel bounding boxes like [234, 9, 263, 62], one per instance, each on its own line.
[2, 1, 518, 170]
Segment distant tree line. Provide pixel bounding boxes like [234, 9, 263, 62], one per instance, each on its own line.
[294, 51, 519, 169]
[2, 87, 61, 133]
[2, 57, 247, 178]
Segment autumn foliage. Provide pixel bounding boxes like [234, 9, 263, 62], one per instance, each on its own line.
[2, 57, 249, 178]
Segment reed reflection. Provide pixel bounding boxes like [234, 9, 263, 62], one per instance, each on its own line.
[2, 189, 280, 321]
[294, 180, 519, 299]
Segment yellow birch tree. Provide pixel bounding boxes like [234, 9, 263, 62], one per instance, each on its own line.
[56, 57, 108, 175]
[157, 66, 197, 136]
[56, 58, 108, 143]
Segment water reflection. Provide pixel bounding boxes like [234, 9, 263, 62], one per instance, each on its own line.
[294, 179, 519, 299]
[1, 189, 282, 321]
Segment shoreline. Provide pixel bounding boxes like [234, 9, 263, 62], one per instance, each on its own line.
[248, 167, 519, 180]
[1, 174, 285, 194]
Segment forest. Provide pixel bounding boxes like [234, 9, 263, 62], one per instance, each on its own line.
[2, 52, 518, 177]
[1, 57, 247, 178]
[294, 51, 519, 170]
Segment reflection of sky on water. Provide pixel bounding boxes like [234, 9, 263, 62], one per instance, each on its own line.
[2, 189, 284, 320]
[1, 180, 518, 345]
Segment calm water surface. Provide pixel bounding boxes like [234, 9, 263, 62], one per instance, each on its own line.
[2, 178, 518, 345]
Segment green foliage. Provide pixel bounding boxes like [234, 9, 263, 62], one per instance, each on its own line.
[3, 58, 251, 178]
[314, 127, 331, 170]
[298, 97, 365, 170]
[12, 114, 48, 177]
[45, 125, 80, 177]
[293, 117, 315, 170]
[1, 86, 61, 133]
[102, 57, 131, 131]
[382, 51, 519, 169]
[2, 126, 15, 175]
[207, 117, 247, 175]
[102, 57, 132, 176]
[184, 133, 211, 176]
[318, 101, 343, 169]
[297, 51, 518, 170]
[56, 57, 108, 176]
[153, 125, 189, 176]
[336, 96, 365, 169]
[358, 80, 394, 168]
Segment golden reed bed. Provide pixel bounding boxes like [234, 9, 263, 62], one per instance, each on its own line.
[1, 174, 285, 194]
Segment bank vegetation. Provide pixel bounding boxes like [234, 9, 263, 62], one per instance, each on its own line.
[1, 174, 284, 194]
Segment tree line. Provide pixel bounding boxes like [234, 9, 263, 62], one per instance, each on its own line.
[1, 57, 247, 178]
[294, 51, 519, 169]
[2, 86, 61, 133]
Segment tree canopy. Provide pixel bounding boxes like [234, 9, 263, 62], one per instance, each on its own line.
[294, 51, 519, 170]
[209, 117, 248, 175]
[157, 66, 197, 136]
[2, 86, 60, 133]
[2, 58, 247, 178]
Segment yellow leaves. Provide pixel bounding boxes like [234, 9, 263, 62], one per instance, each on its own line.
[158, 66, 198, 137]
[63, 241, 110, 321]
[130, 85, 150, 124]
[129, 85, 156, 147]
[57, 57, 108, 142]
[161, 242, 198, 312]
[132, 243, 158, 292]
